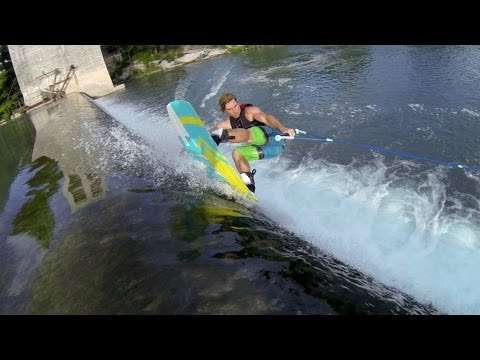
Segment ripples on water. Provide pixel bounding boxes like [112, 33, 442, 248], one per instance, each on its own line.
[2, 45, 480, 314]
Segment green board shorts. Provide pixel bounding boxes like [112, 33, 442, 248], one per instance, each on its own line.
[235, 126, 285, 161]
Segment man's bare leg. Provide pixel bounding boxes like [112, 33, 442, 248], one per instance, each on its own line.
[233, 149, 256, 193]
[211, 128, 251, 146]
[232, 149, 251, 173]
[226, 128, 252, 143]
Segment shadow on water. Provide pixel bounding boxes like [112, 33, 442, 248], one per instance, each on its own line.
[210, 208, 438, 315]
[22, 188, 328, 314]
[10, 156, 63, 249]
[0, 115, 36, 213]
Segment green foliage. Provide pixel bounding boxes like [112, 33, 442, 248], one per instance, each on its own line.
[104, 45, 184, 80]
[0, 71, 12, 121]
[0, 103, 12, 121]
[0, 45, 21, 121]
[163, 53, 176, 62]
[132, 50, 162, 64]
[145, 62, 158, 74]
[226, 45, 250, 54]
[132, 67, 145, 77]
[163, 51, 184, 62]
[111, 56, 130, 79]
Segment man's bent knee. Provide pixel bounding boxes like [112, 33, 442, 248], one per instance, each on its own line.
[234, 145, 261, 161]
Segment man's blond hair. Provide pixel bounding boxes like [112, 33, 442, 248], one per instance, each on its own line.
[219, 92, 237, 112]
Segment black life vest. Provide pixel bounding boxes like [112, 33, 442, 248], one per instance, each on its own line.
[229, 103, 265, 129]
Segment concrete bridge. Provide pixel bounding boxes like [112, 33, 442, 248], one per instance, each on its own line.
[7, 45, 124, 108]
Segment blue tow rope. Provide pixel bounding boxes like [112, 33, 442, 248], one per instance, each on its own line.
[275, 130, 480, 174]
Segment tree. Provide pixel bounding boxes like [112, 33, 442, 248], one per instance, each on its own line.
[0, 45, 21, 121]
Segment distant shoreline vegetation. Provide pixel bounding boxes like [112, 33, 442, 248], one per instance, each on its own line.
[102, 45, 257, 84]
[0, 45, 21, 122]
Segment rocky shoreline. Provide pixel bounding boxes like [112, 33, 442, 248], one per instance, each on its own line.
[116, 45, 251, 83]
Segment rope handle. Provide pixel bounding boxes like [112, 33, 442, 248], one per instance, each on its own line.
[275, 128, 308, 141]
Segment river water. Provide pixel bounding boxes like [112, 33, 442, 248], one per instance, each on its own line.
[1, 45, 480, 314]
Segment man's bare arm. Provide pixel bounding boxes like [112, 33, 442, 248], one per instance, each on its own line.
[209, 118, 232, 132]
[249, 107, 295, 136]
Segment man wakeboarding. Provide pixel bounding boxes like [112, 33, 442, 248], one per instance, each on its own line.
[209, 92, 295, 193]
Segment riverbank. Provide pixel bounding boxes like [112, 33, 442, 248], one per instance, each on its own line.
[114, 45, 255, 83]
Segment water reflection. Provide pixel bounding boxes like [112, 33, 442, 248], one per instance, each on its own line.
[29, 97, 107, 214]
[0, 116, 36, 213]
[10, 156, 63, 248]
[64, 172, 105, 213]
[172, 194, 249, 244]
[211, 214, 438, 315]
[24, 190, 333, 314]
